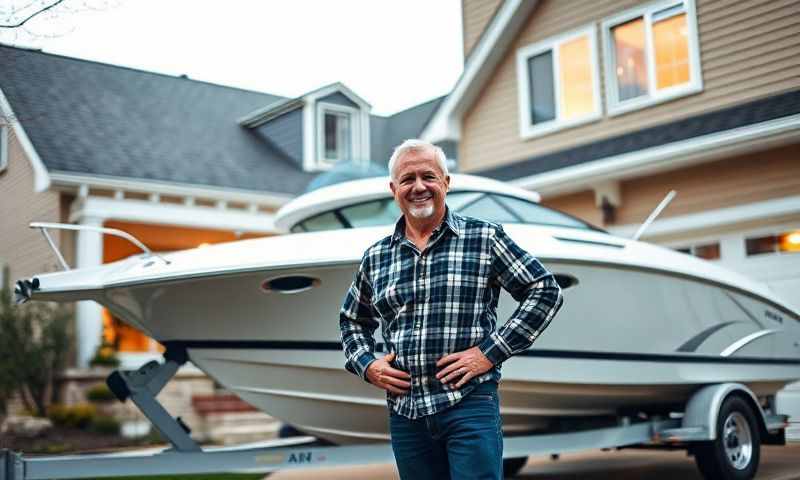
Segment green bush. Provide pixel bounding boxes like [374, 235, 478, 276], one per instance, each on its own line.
[46, 403, 69, 425]
[0, 269, 72, 417]
[47, 403, 97, 429]
[89, 340, 121, 368]
[86, 383, 116, 402]
[90, 415, 120, 435]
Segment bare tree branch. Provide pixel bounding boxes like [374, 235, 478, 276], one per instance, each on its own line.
[0, 0, 65, 28]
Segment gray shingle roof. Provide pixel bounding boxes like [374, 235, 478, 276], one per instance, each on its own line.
[371, 96, 445, 164]
[1, 44, 320, 195]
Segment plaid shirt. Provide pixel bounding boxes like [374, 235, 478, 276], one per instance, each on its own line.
[339, 209, 563, 419]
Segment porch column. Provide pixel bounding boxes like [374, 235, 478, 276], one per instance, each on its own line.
[75, 214, 104, 368]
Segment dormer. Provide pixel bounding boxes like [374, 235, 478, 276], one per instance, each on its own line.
[240, 83, 371, 172]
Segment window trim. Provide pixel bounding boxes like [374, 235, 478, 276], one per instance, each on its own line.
[601, 0, 703, 117]
[516, 25, 602, 141]
[315, 102, 361, 170]
[0, 123, 8, 173]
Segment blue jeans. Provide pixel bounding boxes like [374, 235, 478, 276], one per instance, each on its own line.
[389, 381, 502, 480]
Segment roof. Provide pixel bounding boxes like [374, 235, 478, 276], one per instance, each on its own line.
[274, 173, 540, 230]
[371, 96, 445, 165]
[1, 45, 442, 197]
[239, 82, 372, 128]
[422, 0, 538, 143]
[476, 89, 800, 181]
[1, 44, 326, 195]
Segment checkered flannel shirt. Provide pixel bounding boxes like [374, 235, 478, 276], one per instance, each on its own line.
[339, 208, 564, 419]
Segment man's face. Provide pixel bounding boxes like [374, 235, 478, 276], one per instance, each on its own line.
[390, 148, 450, 221]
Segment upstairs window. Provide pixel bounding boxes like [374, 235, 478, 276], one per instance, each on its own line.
[602, 0, 702, 115]
[516, 26, 601, 139]
[316, 103, 358, 169]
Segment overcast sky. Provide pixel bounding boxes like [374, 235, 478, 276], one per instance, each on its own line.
[3, 0, 465, 115]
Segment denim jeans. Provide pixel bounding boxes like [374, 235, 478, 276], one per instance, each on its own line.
[389, 381, 502, 480]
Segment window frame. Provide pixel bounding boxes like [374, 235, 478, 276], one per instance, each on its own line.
[515, 25, 602, 140]
[601, 0, 703, 117]
[0, 123, 8, 173]
[315, 102, 360, 170]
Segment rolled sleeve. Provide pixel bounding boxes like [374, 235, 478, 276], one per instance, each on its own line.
[340, 256, 380, 382]
[479, 226, 564, 365]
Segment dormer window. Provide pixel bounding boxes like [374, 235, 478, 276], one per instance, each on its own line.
[320, 105, 356, 167]
[240, 83, 371, 173]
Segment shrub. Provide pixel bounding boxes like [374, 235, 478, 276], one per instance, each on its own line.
[47, 403, 96, 429]
[0, 270, 72, 417]
[46, 403, 69, 426]
[65, 404, 96, 429]
[90, 415, 120, 435]
[86, 383, 116, 402]
[89, 340, 121, 368]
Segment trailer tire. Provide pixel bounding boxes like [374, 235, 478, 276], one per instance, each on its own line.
[694, 396, 760, 480]
[503, 456, 527, 477]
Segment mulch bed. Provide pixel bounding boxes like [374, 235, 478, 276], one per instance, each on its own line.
[0, 426, 163, 455]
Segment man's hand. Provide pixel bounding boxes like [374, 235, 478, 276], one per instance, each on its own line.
[366, 352, 411, 395]
[436, 346, 493, 388]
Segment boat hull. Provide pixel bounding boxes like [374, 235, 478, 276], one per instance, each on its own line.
[98, 259, 800, 444]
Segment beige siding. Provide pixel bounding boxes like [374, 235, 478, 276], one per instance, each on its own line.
[462, 0, 503, 58]
[460, 0, 800, 173]
[0, 127, 61, 283]
[539, 144, 800, 227]
[541, 190, 603, 227]
[615, 143, 800, 225]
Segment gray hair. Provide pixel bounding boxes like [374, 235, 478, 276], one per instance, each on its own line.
[388, 139, 448, 181]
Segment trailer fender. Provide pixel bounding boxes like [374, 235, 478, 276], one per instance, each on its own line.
[679, 383, 764, 441]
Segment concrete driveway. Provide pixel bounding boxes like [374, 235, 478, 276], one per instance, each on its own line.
[268, 444, 800, 479]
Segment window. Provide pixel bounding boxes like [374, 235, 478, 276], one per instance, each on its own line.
[0, 124, 8, 173]
[291, 192, 600, 233]
[675, 242, 720, 260]
[516, 26, 601, 139]
[602, 0, 702, 115]
[340, 199, 401, 228]
[316, 103, 359, 169]
[745, 230, 800, 256]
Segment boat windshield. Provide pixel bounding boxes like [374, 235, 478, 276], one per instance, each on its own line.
[290, 191, 599, 233]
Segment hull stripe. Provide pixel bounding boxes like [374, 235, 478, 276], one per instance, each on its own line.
[163, 340, 800, 365]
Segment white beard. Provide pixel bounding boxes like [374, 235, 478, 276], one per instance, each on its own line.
[409, 204, 434, 219]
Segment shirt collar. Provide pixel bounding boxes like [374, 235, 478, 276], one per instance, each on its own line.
[390, 206, 463, 246]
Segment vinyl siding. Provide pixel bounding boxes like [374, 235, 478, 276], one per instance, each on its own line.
[462, 0, 503, 58]
[460, 0, 800, 173]
[615, 143, 800, 225]
[541, 144, 800, 226]
[0, 128, 61, 283]
[540, 190, 603, 227]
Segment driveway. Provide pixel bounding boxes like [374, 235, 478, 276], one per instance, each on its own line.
[267, 443, 800, 479]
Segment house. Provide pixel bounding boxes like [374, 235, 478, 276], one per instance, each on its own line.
[0, 44, 442, 371]
[424, 0, 800, 307]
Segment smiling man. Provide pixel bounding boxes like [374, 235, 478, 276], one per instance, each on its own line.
[339, 139, 564, 479]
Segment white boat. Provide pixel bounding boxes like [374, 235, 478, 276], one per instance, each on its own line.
[15, 174, 800, 445]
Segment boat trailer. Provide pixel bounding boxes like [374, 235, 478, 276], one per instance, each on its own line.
[0, 348, 790, 480]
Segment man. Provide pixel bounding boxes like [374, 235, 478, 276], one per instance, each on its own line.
[339, 139, 563, 479]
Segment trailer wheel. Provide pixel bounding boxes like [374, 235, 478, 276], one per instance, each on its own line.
[694, 396, 760, 480]
[503, 456, 527, 477]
